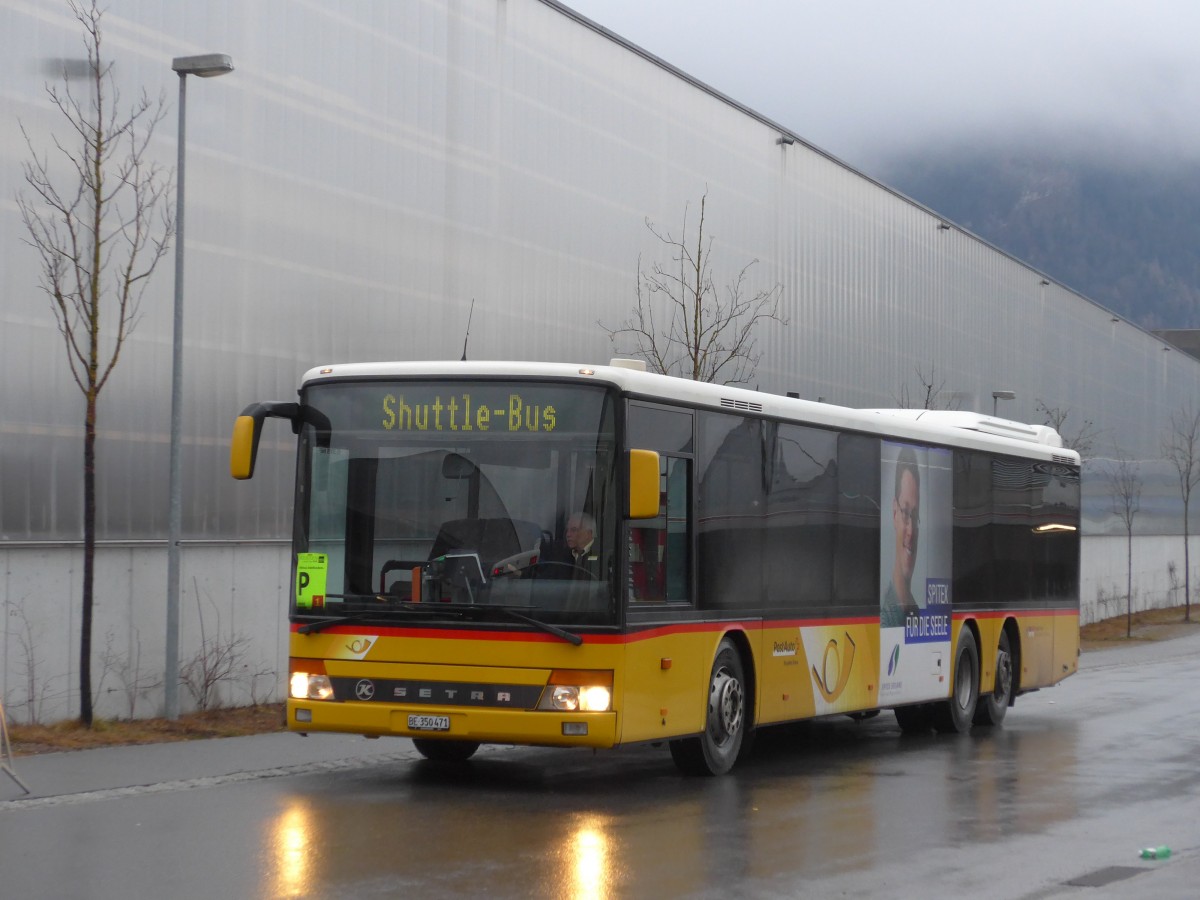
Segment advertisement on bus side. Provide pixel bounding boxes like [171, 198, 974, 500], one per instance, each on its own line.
[878, 442, 953, 705]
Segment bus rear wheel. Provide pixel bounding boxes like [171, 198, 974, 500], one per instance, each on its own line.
[973, 628, 1013, 727]
[670, 638, 747, 776]
[412, 738, 480, 762]
[933, 627, 979, 734]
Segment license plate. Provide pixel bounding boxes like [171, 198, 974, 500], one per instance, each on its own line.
[408, 714, 450, 732]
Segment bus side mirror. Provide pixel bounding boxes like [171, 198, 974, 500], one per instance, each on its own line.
[628, 449, 660, 519]
[230, 401, 301, 480]
[231, 414, 259, 479]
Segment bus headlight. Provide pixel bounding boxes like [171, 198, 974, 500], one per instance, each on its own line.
[538, 672, 613, 712]
[580, 685, 612, 711]
[552, 686, 582, 711]
[290, 672, 334, 700]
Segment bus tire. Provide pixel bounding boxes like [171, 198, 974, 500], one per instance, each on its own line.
[973, 628, 1013, 727]
[933, 627, 979, 734]
[412, 738, 480, 762]
[894, 703, 933, 734]
[669, 638, 747, 776]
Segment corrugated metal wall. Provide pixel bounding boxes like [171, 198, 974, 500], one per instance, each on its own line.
[4, 0, 1198, 542]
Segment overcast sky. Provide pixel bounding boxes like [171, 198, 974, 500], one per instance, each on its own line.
[563, 1, 1200, 169]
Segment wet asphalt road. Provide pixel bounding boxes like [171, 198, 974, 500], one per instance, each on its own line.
[2, 631, 1199, 899]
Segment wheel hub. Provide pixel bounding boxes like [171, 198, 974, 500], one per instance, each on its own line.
[955, 652, 975, 710]
[709, 668, 743, 744]
[996, 648, 1012, 701]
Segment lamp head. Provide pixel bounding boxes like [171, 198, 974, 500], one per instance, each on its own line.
[172, 54, 234, 77]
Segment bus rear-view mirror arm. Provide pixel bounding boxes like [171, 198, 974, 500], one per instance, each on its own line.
[230, 401, 309, 480]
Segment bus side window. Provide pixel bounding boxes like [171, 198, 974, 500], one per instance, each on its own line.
[630, 523, 663, 601]
[629, 456, 690, 603]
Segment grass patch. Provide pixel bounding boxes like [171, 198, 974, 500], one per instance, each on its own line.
[7, 703, 285, 757]
[1080, 604, 1200, 648]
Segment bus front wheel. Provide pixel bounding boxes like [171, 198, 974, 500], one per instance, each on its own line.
[933, 627, 979, 734]
[412, 738, 480, 762]
[670, 638, 748, 776]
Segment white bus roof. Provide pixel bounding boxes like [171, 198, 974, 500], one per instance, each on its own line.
[299, 359, 1080, 465]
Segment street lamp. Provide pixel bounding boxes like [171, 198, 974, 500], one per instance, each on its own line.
[166, 53, 233, 720]
[992, 390, 1016, 417]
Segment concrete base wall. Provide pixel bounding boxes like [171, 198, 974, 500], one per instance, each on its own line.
[1079, 534, 1198, 625]
[2, 536, 1195, 723]
[1, 543, 290, 724]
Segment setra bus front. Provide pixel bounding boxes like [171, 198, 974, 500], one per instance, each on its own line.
[230, 364, 660, 761]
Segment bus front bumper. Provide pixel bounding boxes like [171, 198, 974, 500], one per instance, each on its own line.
[287, 699, 618, 749]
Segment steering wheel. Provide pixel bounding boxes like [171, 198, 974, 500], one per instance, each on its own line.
[527, 560, 599, 581]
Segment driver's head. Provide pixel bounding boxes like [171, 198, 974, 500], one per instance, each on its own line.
[565, 512, 595, 551]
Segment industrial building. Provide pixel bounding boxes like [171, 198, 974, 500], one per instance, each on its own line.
[2, 0, 1196, 720]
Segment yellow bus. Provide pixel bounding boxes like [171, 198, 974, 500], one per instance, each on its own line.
[231, 360, 1080, 775]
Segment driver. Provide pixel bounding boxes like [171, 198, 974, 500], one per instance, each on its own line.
[539, 512, 597, 579]
[565, 512, 595, 566]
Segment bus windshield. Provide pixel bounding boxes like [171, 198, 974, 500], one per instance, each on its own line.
[294, 380, 618, 628]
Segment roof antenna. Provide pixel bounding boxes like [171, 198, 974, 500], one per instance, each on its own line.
[460, 299, 475, 361]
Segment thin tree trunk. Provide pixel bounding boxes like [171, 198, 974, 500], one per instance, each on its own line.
[1126, 531, 1133, 639]
[1183, 501, 1191, 623]
[80, 51, 103, 727]
[80, 394, 96, 726]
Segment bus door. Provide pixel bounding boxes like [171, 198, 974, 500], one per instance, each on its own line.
[626, 402, 693, 605]
[622, 401, 695, 743]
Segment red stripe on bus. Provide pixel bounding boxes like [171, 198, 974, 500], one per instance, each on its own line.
[290, 623, 587, 642]
[956, 608, 1077, 621]
[290, 614, 897, 644]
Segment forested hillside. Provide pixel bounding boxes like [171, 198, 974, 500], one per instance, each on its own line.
[876, 149, 1200, 329]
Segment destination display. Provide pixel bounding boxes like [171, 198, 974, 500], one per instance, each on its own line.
[382, 391, 556, 433]
[302, 381, 610, 436]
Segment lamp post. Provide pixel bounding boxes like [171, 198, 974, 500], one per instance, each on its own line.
[166, 53, 233, 720]
[992, 390, 1016, 417]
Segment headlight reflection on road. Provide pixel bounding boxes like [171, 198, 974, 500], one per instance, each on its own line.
[566, 815, 614, 900]
[270, 800, 314, 899]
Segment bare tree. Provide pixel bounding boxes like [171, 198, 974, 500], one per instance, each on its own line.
[1036, 399, 1099, 458]
[180, 580, 251, 711]
[100, 627, 161, 719]
[603, 192, 785, 384]
[1105, 456, 1142, 638]
[181, 636, 251, 711]
[4, 600, 51, 725]
[16, 0, 174, 726]
[244, 661, 279, 708]
[1163, 403, 1200, 622]
[893, 365, 961, 410]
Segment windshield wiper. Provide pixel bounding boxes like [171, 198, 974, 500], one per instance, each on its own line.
[298, 613, 369, 635]
[297, 600, 581, 645]
[297, 601, 464, 634]
[485, 607, 583, 646]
